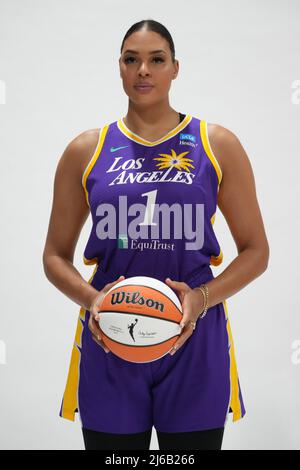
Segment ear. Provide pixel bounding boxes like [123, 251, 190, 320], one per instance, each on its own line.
[173, 59, 179, 79]
[118, 57, 122, 77]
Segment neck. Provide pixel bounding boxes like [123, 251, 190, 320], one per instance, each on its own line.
[123, 100, 180, 136]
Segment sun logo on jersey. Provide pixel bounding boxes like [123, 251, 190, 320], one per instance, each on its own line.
[153, 149, 195, 172]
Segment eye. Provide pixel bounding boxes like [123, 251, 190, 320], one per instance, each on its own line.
[124, 56, 135, 63]
[153, 57, 164, 63]
[123, 56, 165, 64]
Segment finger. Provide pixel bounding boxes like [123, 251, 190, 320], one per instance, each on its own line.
[90, 276, 126, 316]
[103, 275, 125, 293]
[165, 278, 186, 290]
[95, 276, 125, 314]
[179, 309, 192, 329]
[165, 279, 187, 303]
[90, 299, 103, 317]
[92, 333, 110, 353]
[170, 329, 193, 355]
[90, 323, 102, 337]
[89, 316, 103, 336]
[92, 333, 102, 346]
[93, 310, 101, 322]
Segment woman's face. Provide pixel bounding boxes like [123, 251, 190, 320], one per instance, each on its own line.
[119, 29, 179, 105]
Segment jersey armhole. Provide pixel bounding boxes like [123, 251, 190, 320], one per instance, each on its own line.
[81, 125, 109, 206]
[200, 120, 223, 187]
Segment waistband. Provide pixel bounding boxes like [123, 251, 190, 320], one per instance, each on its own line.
[185, 265, 214, 288]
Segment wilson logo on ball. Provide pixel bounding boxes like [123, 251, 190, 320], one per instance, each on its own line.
[110, 290, 165, 313]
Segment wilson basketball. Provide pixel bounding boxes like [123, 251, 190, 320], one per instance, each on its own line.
[98, 276, 183, 363]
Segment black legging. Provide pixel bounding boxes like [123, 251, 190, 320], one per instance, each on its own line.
[82, 426, 225, 450]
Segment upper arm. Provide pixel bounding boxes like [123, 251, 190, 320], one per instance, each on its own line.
[43, 129, 100, 263]
[207, 123, 269, 256]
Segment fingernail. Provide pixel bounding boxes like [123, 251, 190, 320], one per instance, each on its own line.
[180, 322, 185, 329]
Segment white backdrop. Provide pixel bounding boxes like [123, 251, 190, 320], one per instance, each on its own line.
[0, 0, 299, 450]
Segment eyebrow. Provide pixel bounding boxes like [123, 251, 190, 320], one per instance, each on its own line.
[123, 49, 166, 55]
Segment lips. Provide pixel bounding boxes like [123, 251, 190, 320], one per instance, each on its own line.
[134, 84, 154, 94]
[134, 83, 154, 88]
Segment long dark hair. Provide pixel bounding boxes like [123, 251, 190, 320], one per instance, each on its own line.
[120, 19, 176, 63]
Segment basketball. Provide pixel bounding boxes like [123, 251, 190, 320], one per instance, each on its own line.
[97, 276, 183, 363]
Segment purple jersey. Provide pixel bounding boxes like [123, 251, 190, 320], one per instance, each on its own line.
[59, 114, 246, 433]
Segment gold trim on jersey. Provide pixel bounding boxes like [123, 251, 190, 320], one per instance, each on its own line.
[210, 213, 223, 266]
[81, 125, 110, 206]
[200, 120, 223, 187]
[223, 299, 244, 422]
[210, 249, 223, 266]
[117, 114, 193, 147]
[83, 255, 98, 266]
[59, 264, 98, 421]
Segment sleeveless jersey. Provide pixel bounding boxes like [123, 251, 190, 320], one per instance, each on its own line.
[82, 113, 223, 283]
[59, 113, 246, 428]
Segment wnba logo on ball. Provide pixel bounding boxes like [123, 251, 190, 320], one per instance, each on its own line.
[110, 290, 165, 313]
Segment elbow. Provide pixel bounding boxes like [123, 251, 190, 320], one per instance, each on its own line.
[262, 239, 270, 272]
[42, 249, 53, 281]
[239, 240, 270, 275]
[42, 252, 49, 279]
[260, 253, 269, 274]
[42, 248, 73, 281]
[254, 241, 270, 275]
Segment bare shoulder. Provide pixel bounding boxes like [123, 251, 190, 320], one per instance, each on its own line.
[207, 123, 239, 145]
[60, 128, 100, 176]
[207, 123, 249, 176]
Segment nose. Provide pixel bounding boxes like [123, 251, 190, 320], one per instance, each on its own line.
[138, 61, 151, 77]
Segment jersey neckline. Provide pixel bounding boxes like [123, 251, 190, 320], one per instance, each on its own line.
[117, 113, 193, 147]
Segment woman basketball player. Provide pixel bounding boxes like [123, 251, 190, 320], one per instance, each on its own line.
[43, 19, 269, 450]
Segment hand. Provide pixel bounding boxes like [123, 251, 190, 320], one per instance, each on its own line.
[165, 278, 205, 355]
[88, 275, 125, 353]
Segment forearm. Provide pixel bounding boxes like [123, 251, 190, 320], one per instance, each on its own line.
[200, 247, 269, 309]
[43, 254, 99, 311]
